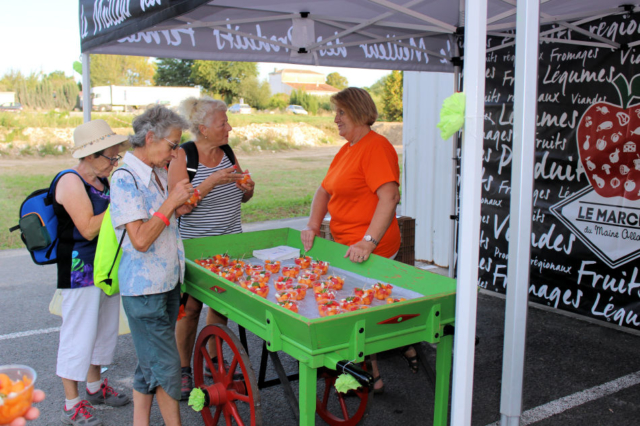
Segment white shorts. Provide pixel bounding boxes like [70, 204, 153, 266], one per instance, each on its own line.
[56, 286, 120, 382]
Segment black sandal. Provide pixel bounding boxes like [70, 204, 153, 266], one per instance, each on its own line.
[401, 346, 419, 373]
[372, 375, 384, 395]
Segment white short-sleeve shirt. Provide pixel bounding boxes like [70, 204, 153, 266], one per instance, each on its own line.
[110, 152, 185, 296]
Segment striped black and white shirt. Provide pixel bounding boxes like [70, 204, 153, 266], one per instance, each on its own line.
[178, 154, 243, 240]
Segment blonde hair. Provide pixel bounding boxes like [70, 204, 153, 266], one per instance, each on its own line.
[179, 96, 227, 137]
[330, 87, 378, 126]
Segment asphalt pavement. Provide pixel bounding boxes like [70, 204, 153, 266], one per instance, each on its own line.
[2, 217, 640, 425]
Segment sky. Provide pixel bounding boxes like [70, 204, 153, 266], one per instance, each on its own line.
[0, 0, 390, 88]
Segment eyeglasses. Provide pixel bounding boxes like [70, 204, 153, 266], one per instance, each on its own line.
[100, 154, 122, 165]
[164, 138, 180, 150]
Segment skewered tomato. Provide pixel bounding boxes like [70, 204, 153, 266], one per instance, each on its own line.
[315, 288, 336, 304]
[289, 284, 308, 300]
[326, 275, 344, 290]
[274, 276, 294, 291]
[248, 281, 269, 298]
[184, 188, 201, 206]
[282, 266, 301, 278]
[354, 288, 374, 305]
[277, 300, 298, 313]
[264, 260, 281, 273]
[294, 255, 311, 269]
[373, 282, 393, 300]
[310, 260, 329, 275]
[318, 301, 343, 317]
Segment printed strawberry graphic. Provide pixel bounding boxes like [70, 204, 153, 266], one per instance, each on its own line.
[577, 74, 640, 200]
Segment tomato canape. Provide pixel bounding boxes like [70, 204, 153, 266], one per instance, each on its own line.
[248, 281, 269, 298]
[386, 297, 407, 304]
[275, 291, 295, 303]
[294, 255, 312, 269]
[277, 300, 298, 313]
[0, 372, 34, 425]
[282, 266, 301, 278]
[184, 188, 201, 206]
[229, 263, 245, 278]
[289, 284, 308, 300]
[313, 281, 334, 294]
[245, 264, 264, 275]
[218, 268, 237, 282]
[274, 277, 294, 291]
[230, 259, 246, 268]
[248, 270, 271, 283]
[326, 275, 344, 290]
[318, 301, 343, 317]
[315, 288, 336, 304]
[310, 260, 329, 275]
[298, 273, 318, 286]
[264, 260, 281, 273]
[373, 282, 393, 300]
[339, 296, 363, 311]
[354, 287, 374, 305]
[213, 253, 230, 266]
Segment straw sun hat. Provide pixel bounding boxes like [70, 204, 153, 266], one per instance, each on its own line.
[72, 119, 129, 159]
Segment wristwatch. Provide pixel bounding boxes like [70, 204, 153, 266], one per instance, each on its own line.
[363, 234, 379, 246]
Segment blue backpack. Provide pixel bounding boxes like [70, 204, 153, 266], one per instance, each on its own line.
[9, 169, 80, 265]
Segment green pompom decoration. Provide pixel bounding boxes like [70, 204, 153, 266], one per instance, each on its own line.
[437, 92, 466, 140]
[188, 388, 206, 412]
[334, 373, 360, 393]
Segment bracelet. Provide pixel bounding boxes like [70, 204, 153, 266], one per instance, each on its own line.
[153, 211, 170, 226]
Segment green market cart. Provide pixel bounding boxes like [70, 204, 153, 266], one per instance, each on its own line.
[183, 228, 456, 426]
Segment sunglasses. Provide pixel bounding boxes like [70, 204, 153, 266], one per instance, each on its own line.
[100, 154, 122, 165]
[164, 138, 180, 151]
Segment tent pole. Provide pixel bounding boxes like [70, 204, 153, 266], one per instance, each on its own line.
[499, 0, 540, 424]
[82, 53, 91, 123]
[450, 0, 487, 424]
[449, 42, 460, 279]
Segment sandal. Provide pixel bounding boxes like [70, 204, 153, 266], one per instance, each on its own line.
[401, 345, 419, 373]
[372, 375, 384, 395]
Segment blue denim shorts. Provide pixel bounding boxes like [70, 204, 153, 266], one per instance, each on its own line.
[122, 285, 181, 401]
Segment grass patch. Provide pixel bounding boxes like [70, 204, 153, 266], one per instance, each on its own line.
[0, 148, 403, 250]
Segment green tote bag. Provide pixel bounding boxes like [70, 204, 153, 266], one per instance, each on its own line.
[93, 206, 125, 296]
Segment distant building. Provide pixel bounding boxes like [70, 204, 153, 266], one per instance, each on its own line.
[0, 92, 16, 104]
[269, 69, 340, 96]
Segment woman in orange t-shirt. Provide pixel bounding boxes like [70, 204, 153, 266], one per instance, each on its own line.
[300, 87, 417, 394]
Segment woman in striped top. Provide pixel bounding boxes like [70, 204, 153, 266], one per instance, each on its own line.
[168, 96, 255, 400]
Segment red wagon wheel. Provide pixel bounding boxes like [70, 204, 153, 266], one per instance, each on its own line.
[193, 324, 262, 426]
[316, 363, 372, 426]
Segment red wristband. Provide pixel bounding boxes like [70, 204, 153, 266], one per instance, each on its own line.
[153, 211, 170, 226]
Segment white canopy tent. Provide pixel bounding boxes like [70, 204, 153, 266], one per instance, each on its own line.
[79, 1, 638, 424]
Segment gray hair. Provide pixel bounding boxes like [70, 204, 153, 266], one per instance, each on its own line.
[129, 105, 189, 148]
[179, 96, 227, 137]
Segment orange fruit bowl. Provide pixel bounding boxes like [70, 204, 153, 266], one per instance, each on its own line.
[0, 365, 36, 425]
[282, 266, 301, 278]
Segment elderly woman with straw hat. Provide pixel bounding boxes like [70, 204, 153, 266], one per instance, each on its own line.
[54, 119, 130, 426]
[109, 105, 193, 426]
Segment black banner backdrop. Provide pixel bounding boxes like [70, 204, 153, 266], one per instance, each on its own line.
[479, 13, 640, 330]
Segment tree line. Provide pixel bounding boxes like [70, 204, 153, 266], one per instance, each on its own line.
[1, 55, 403, 121]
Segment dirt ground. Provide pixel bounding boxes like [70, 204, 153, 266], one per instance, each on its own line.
[0, 122, 402, 157]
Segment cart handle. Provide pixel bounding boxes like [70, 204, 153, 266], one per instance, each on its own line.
[336, 360, 373, 390]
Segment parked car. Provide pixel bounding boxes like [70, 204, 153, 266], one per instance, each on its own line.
[286, 105, 308, 115]
[229, 103, 252, 114]
[0, 102, 23, 112]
